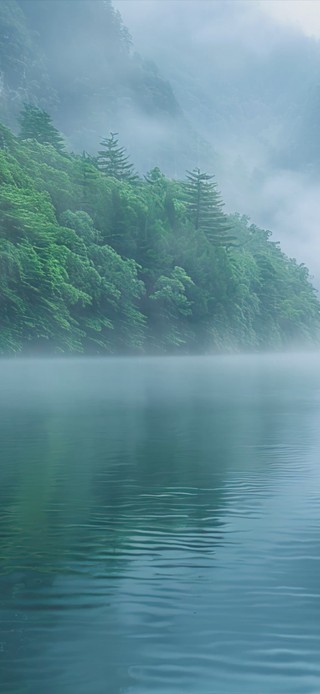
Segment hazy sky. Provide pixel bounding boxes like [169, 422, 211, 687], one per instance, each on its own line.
[117, 1, 320, 39]
[260, 1, 320, 37]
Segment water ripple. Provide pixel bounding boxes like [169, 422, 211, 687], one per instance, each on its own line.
[1, 355, 320, 693]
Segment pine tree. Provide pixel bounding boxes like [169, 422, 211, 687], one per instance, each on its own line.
[19, 104, 65, 153]
[184, 168, 234, 246]
[97, 132, 138, 182]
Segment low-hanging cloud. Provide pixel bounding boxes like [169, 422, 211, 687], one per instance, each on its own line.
[114, 0, 320, 284]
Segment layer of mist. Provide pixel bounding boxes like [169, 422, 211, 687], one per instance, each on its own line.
[115, 0, 320, 283]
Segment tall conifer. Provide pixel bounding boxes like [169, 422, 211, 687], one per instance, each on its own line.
[97, 132, 138, 182]
[184, 168, 234, 246]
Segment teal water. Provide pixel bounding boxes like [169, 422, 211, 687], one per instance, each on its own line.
[1, 355, 320, 693]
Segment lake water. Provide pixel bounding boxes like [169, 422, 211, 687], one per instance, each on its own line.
[1, 355, 320, 694]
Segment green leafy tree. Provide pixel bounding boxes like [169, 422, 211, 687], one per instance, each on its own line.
[19, 104, 65, 153]
[148, 266, 194, 349]
[184, 168, 234, 246]
[97, 132, 138, 182]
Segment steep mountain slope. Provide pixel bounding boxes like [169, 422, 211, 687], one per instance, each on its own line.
[116, 0, 320, 171]
[0, 0, 213, 173]
[0, 0, 54, 120]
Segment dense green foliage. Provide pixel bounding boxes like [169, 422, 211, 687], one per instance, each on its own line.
[19, 104, 65, 153]
[0, 117, 319, 355]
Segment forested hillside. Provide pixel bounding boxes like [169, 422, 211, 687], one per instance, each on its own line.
[0, 112, 318, 355]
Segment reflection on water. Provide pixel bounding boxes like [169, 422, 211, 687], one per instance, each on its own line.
[1, 355, 320, 693]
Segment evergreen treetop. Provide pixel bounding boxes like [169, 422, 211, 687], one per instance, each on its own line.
[97, 132, 138, 182]
[19, 104, 66, 153]
[184, 168, 234, 246]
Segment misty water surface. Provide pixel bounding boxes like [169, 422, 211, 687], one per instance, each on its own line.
[1, 355, 320, 693]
